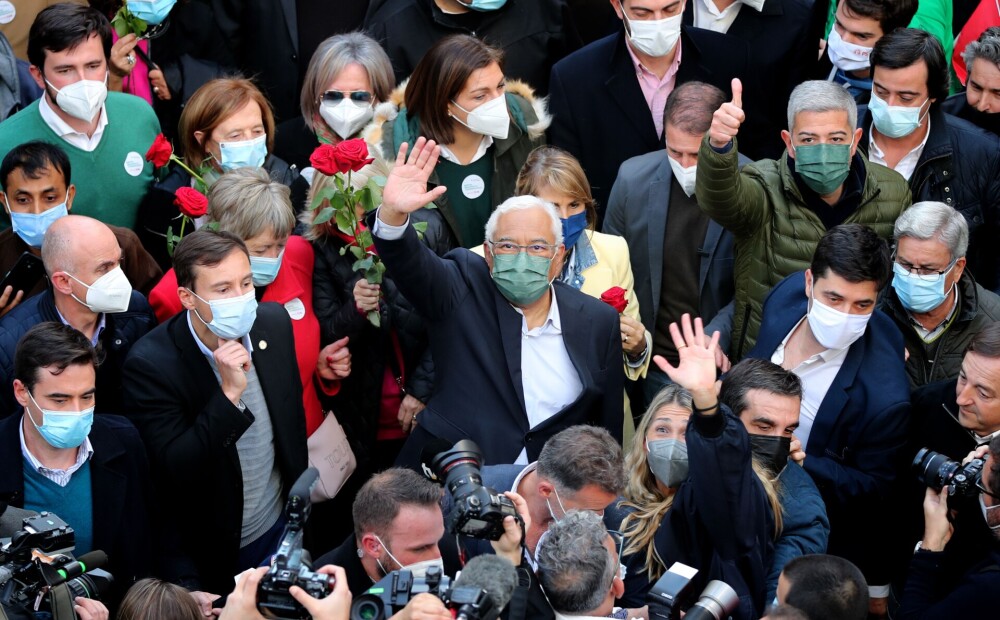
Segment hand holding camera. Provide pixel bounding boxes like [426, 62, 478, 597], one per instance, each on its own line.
[921, 487, 954, 552]
[489, 492, 530, 567]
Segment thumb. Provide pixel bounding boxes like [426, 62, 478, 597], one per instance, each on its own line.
[332, 336, 350, 350]
[731, 78, 743, 109]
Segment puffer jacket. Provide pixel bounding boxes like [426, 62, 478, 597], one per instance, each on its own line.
[882, 270, 1000, 388]
[857, 105, 1000, 293]
[696, 134, 911, 359]
[364, 80, 550, 248]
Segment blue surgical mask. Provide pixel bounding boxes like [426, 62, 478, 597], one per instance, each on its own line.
[126, 0, 177, 26]
[892, 261, 954, 313]
[457, 0, 508, 11]
[219, 134, 267, 171]
[560, 212, 588, 250]
[25, 390, 94, 449]
[6, 198, 68, 248]
[250, 251, 284, 287]
[188, 288, 258, 340]
[870, 91, 929, 139]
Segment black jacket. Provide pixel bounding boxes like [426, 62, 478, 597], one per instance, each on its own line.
[311, 208, 453, 460]
[548, 28, 765, 219]
[364, 0, 580, 95]
[135, 156, 307, 270]
[0, 415, 156, 605]
[940, 92, 1000, 137]
[898, 547, 1000, 618]
[0, 290, 156, 417]
[121, 304, 308, 593]
[858, 105, 1000, 292]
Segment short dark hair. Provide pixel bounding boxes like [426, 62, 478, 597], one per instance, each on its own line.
[352, 468, 443, 542]
[765, 605, 810, 620]
[13, 322, 100, 393]
[841, 0, 918, 37]
[663, 81, 726, 136]
[537, 425, 626, 496]
[27, 4, 112, 71]
[810, 224, 891, 289]
[720, 358, 803, 417]
[782, 554, 868, 620]
[966, 323, 1000, 360]
[871, 28, 950, 102]
[405, 34, 504, 146]
[172, 229, 250, 292]
[1, 141, 72, 192]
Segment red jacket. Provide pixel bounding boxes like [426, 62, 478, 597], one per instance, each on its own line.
[148, 235, 328, 434]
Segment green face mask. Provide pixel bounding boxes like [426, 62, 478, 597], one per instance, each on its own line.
[793, 143, 852, 196]
[491, 250, 552, 305]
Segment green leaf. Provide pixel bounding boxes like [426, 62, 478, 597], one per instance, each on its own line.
[355, 230, 374, 250]
[313, 207, 335, 225]
[334, 209, 353, 236]
[366, 310, 381, 328]
[366, 260, 386, 285]
[309, 187, 337, 210]
[334, 174, 345, 191]
[338, 246, 348, 256]
[352, 256, 374, 272]
[329, 190, 347, 212]
[359, 187, 376, 213]
[413, 222, 428, 234]
[349, 245, 366, 260]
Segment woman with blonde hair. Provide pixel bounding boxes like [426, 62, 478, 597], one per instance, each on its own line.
[117, 578, 202, 620]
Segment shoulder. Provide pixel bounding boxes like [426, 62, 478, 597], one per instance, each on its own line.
[125, 316, 176, 360]
[106, 93, 159, 126]
[620, 151, 669, 178]
[284, 235, 315, 264]
[588, 231, 629, 257]
[943, 112, 1000, 151]
[557, 283, 619, 323]
[91, 414, 142, 442]
[552, 32, 619, 74]
[973, 283, 1000, 319]
[0, 293, 49, 340]
[0, 101, 42, 136]
[684, 24, 748, 56]
[366, 0, 424, 22]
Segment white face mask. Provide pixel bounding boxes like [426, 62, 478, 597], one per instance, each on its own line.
[667, 155, 697, 197]
[319, 98, 374, 140]
[806, 294, 871, 350]
[980, 494, 1000, 532]
[451, 94, 510, 140]
[622, 11, 682, 58]
[46, 74, 108, 122]
[66, 266, 133, 314]
[826, 27, 873, 73]
[374, 535, 444, 580]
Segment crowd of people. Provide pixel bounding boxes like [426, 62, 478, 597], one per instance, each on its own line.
[1, 1, 1000, 619]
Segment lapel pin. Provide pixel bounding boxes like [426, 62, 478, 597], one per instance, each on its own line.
[259, 340, 268, 350]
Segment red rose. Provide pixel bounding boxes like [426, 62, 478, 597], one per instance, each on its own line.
[145, 133, 173, 168]
[174, 187, 208, 218]
[310, 140, 374, 176]
[600, 287, 628, 313]
[335, 138, 375, 172]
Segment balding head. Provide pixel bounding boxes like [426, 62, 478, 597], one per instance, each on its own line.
[42, 215, 116, 276]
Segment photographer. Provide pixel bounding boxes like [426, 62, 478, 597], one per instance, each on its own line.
[217, 565, 351, 620]
[896, 440, 1000, 617]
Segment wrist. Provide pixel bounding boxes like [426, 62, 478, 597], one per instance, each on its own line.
[223, 388, 244, 406]
[690, 389, 718, 412]
[919, 536, 947, 552]
[376, 204, 407, 227]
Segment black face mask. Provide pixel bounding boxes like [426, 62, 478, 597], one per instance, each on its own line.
[749, 435, 791, 478]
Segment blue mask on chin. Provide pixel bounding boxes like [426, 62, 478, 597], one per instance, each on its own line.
[560, 212, 588, 250]
[458, 0, 509, 10]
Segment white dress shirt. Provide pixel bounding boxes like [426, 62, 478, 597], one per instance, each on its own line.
[20, 419, 94, 487]
[38, 95, 108, 152]
[770, 317, 849, 448]
[439, 135, 493, 165]
[693, 0, 745, 33]
[868, 117, 931, 181]
[55, 307, 106, 348]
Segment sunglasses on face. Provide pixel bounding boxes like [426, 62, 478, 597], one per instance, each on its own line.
[320, 90, 373, 104]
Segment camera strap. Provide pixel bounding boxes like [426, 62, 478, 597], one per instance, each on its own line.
[46, 584, 76, 620]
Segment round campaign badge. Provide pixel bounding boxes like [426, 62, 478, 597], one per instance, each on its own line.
[0, 2, 15, 25]
[285, 298, 306, 320]
[461, 174, 485, 199]
[123, 152, 145, 177]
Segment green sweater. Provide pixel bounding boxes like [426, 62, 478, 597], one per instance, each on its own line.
[0, 92, 160, 229]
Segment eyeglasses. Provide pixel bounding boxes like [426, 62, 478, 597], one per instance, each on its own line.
[892, 253, 958, 281]
[320, 90, 373, 105]
[976, 474, 1000, 500]
[488, 240, 558, 258]
[607, 530, 627, 581]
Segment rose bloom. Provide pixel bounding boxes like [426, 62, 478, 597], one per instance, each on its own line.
[174, 187, 208, 218]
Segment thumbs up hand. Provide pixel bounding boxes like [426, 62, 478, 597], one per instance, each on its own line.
[708, 78, 746, 149]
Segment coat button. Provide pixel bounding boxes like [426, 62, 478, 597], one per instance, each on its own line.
[944, 186, 950, 193]
[942, 170, 949, 176]
[115, 339, 122, 345]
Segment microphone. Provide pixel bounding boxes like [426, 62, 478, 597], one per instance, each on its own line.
[451, 555, 518, 620]
[286, 468, 319, 525]
[56, 550, 108, 583]
[0, 503, 39, 538]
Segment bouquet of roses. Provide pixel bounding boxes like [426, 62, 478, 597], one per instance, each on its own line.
[145, 133, 214, 256]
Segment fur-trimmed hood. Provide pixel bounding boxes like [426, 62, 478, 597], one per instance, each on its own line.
[361, 78, 551, 160]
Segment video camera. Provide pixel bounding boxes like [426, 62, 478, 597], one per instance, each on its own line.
[0, 509, 113, 617]
[647, 562, 739, 620]
[913, 448, 985, 497]
[421, 440, 518, 541]
[350, 555, 515, 620]
[257, 468, 334, 619]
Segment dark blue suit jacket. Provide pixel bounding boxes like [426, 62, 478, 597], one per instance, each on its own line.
[372, 219, 624, 465]
[747, 271, 910, 583]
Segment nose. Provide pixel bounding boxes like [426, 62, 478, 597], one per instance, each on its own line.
[558, 205, 571, 219]
[956, 382, 974, 406]
[976, 95, 994, 113]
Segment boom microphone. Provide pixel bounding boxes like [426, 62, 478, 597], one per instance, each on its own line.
[55, 550, 108, 583]
[452, 555, 518, 619]
[286, 468, 319, 524]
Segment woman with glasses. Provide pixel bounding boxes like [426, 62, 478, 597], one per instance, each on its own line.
[368, 34, 550, 249]
[274, 32, 395, 171]
[136, 78, 308, 269]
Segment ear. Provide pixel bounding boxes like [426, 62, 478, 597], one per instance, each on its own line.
[12, 379, 30, 410]
[65, 185, 76, 210]
[781, 129, 794, 159]
[360, 533, 382, 557]
[804, 268, 813, 299]
[849, 127, 863, 157]
[537, 479, 555, 499]
[0, 192, 8, 214]
[610, 0, 625, 21]
[193, 130, 205, 147]
[50, 271, 74, 295]
[178, 286, 198, 312]
[28, 64, 46, 91]
[952, 257, 967, 282]
[612, 574, 625, 599]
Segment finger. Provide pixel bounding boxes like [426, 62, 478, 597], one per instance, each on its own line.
[289, 586, 321, 614]
[680, 313, 696, 348]
[414, 139, 439, 169]
[667, 322, 686, 354]
[0, 285, 12, 306]
[395, 142, 410, 167]
[708, 328, 720, 354]
[504, 491, 530, 523]
[425, 185, 448, 202]
[408, 137, 428, 166]
[331, 336, 350, 351]
[731, 77, 743, 108]
[652, 354, 678, 376]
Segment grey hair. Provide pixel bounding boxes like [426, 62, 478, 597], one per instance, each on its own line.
[893, 201, 969, 260]
[207, 167, 296, 241]
[300, 32, 395, 133]
[483, 195, 563, 247]
[787, 80, 858, 132]
[962, 27, 1000, 74]
[536, 510, 615, 614]
[537, 425, 626, 496]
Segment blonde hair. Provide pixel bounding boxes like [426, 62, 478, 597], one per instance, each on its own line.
[179, 78, 276, 168]
[515, 146, 597, 230]
[207, 167, 295, 240]
[117, 578, 202, 620]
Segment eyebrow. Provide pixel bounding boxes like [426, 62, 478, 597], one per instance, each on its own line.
[872, 81, 921, 97]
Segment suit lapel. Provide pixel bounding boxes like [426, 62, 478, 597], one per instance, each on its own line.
[699, 221, 724, 291]
[555, 286, 591, 392]
[89, 435, 126, 556]
[605, 35, 659, 142]
[726, 0, 783, 39]
[494, 292, 528, 421]
[279, 0, 298, 52]
[808, 337, 866, 453]
[647, 175, 671, 311]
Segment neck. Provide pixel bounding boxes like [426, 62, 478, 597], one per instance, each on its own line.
[627, 39, 677, 79]
[46, 92, 100, 137]
[520, 288, 553, 330]
[189, 310, 222, 351]
[517, 470, 552, 555]
[912, 285, 957, 330]
[818, 183, 846, 206]
[447, 122, 485, 164]
[53, 294, 100, 341]
[713, 0, 739, 10]
[357, 547, 383, 583]
[435, 0, 470, 12]
[21, 414, 78, 470]
[846, 68, 872, 79]
[784, 317, 826, 367]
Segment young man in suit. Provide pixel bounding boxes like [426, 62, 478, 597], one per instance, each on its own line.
[122, 230, 308, 599]
[746, 224, 910, 616]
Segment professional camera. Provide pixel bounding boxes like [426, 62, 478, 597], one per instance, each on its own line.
[913, 447, 985, 497]
[0, 510, 113, 616]
[350, 565, 452, 620]
[421, 439, 518, 541]
[647, 562, 739, 620]
[258, 468, 334, 619]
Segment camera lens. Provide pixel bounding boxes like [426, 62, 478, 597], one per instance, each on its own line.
[353, 599, 381, 620]
[913, 448, 960, 491]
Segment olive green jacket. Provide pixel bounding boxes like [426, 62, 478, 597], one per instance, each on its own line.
[695, 134, 911, 359]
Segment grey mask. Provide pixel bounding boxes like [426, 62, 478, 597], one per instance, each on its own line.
[647, 439, 688, 488]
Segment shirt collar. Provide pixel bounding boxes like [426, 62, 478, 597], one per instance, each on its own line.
[439, 135, 494, 165]
[185, 310, 254, 359]
[38, 93, 108, 140]
[514, 285, 562, 334]
[974, 427, 1000, 445]
[869, 116, 932, 161]
[55, 306, 106, 348]
[778, 316, 851, 362]
[624, 36, 683, 82]
[19, 415, 94, 475]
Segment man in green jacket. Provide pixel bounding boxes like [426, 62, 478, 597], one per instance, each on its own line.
[881, 201, 1000, 390]
[696, 78, 911, 360]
